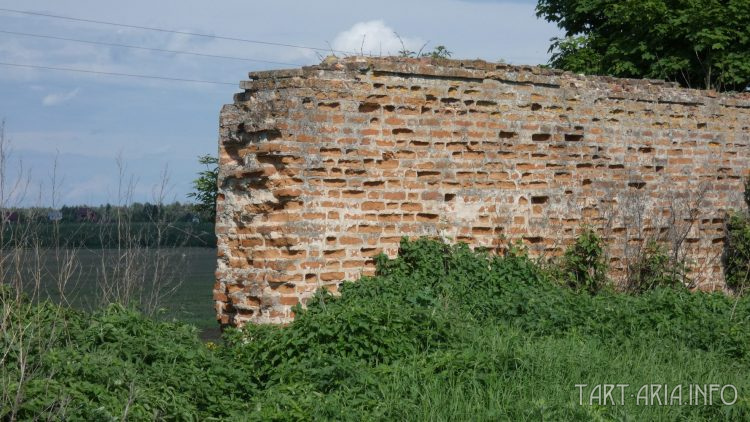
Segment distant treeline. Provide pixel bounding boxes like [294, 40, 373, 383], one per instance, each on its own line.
[1, 202, 216, 248]
[2, 202, 207, 224]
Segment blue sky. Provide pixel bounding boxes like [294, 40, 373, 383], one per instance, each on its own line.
[0, 0, 560, 206]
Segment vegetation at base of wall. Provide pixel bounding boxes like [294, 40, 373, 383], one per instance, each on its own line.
[557, 228, 607, 293]
[3, 238, 750, 420]
[725, 212, 750, 292]
[627, 240, 690, 294]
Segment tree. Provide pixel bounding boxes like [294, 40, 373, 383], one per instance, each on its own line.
[187, 155, 218, 221]
[536, 0, 750, 91]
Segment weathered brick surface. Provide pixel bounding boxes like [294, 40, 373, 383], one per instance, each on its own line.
[216, 57, 750, 325]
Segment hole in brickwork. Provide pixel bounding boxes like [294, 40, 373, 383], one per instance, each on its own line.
[532, 133, 552, 142]
[582, 179, 592, 185]
[565, 134, 584, 142]
[384, 105, 396, 112]
[465, 89, 480, 94]
[523, 236, 543, 244]
[531, 196, 549, 204]
[421, 106, 432, 114]
[364, 180, 385, 187]
[441, 98, 460, 104]
[628, 181, 647, 189]
[638, 147, 653, 153]
[359, 102, 381, 112]
[448, 87, 458, 93]
[323, 178, 346, 186]
[370, 117, 379, 123]
[373, 83, 384, 88]
[609, 164, 625, 169]
[476, 100, 497, 107]
[445, 193, 456, 201]
[499, 131, 517, 139]
[345, 169, 367, 175]
[655, 165, 664, 172]
[342, 190, 365, 198]
[417, 171, 441, 178]
[392, 128, 414, 135]
[472, 227, 493, 235]
[410, 86, 421, 91]
[464, 100, 475, 105]
[531, 103, 542, 111]
[417, 213, 439, 221]
[318, 102, 340, 109]
[426, 94, 438, 101]
[577, 163, 593, 169]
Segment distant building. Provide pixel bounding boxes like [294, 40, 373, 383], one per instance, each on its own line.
[75, 207, 98, 222]
[48, 210, 63, 222]
[1, 211, 19, 224]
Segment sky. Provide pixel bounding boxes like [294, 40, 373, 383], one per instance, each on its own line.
[0, 0, 561, 207]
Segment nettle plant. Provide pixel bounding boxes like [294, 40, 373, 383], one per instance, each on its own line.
[724, 179, 750, 293]
[560, 228, 607, 293]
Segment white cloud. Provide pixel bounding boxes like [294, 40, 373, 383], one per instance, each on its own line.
[332, 20, 424, 56]
[42, 87, 80, 106]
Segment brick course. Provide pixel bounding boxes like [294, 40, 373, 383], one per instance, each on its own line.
[216, 56, 750, 325]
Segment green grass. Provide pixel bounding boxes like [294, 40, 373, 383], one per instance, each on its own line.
[15, 247, 218, 329]
[2, 238, 749, 420]
[2, 222, 216, 248]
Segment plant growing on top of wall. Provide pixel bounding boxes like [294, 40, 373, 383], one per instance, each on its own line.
[560, 228, 607, 293]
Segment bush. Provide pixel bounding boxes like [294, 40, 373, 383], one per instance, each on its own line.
[559, 228, 607, 293]
[725, 212, 750, 292]
[627, 240, 689, 293]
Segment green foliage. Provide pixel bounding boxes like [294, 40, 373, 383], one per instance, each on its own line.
[4, 238, 750, 419]
[187, 154, 219, 222]
[1, 222, 216, 248]
[398, 44, 453, 59]
[536, 0, 750, 91]
[560, 228, 607, 293]
[425, 45, 452, 59]
[628, 240, 688, 293]
[725, 212, 750, 291]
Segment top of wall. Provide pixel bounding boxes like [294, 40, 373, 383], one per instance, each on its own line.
[239, 56, 750, 109]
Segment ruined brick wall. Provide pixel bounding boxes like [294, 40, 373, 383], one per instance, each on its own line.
[215, 57, 750, 325]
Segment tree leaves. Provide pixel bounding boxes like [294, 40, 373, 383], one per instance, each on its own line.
[537, 0, 750, 91]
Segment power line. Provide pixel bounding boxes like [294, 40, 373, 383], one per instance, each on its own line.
[0, 61, 237, 86]
[0, 7, 352, 56]
[0, 30, 306, 67]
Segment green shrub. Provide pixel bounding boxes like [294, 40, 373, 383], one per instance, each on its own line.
[725, 212, 750, 292]
[560, 228, 607, 293]
[627, 240, 689, 293]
